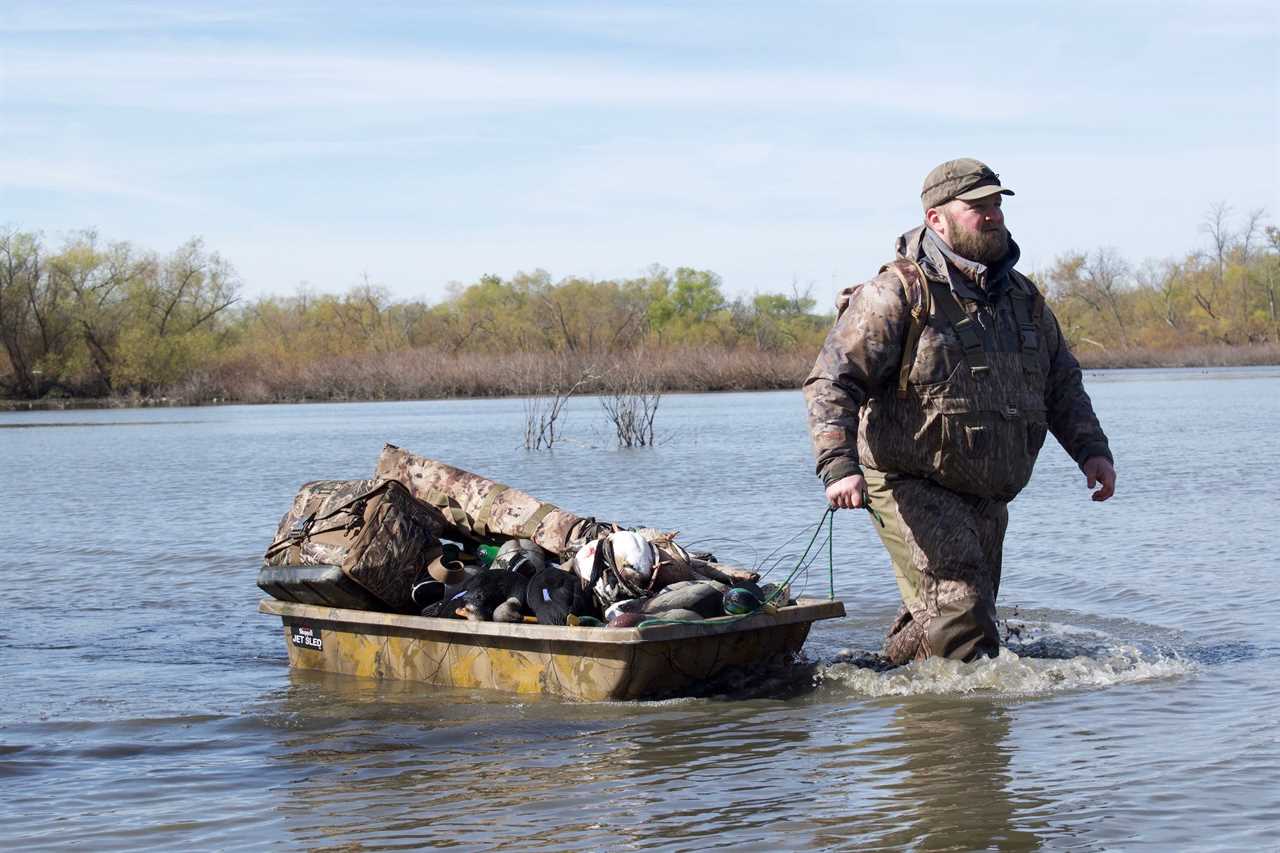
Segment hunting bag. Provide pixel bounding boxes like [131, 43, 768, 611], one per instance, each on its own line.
[261, 478, 445, 613]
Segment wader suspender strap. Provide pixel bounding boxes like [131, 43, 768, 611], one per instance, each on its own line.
[880, 259, 932, 399]
[931, 284, 990, 378]
[1008, 274, 1045, 374]
[883, 257, 1007, 396]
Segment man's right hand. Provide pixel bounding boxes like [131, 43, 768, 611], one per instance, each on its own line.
[826, 474, 867, 510]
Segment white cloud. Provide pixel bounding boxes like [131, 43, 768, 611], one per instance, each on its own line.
[0, 158, 189, 204]
[0, 1, 293, 33]
[3, 47, 1034, 121]
[2, 0, 1274, 309]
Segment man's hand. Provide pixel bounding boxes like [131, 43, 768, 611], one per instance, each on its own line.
[1082, 456, 1116, 502]
[826, 474, 867, 509]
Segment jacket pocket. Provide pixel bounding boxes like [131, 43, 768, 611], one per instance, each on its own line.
[936, 407, 1032, 499]
[936, 410, 1000, 494]
[963, 423, 992, 456]
[909, 325, 964, 387]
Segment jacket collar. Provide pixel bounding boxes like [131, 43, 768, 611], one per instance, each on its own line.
[896, 224, 1022, 301]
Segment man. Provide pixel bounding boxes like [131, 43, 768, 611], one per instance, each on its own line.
[804, 158, 1116, 665]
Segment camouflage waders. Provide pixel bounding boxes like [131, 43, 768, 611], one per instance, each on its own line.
[863, 467, 1008, 664]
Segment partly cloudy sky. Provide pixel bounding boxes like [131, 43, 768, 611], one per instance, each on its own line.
[2, 1, 1277, 305]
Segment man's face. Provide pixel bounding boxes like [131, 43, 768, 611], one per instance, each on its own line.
[932, 194, 1009, 265]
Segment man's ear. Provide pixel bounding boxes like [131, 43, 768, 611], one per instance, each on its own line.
[925, 206, 946, 237]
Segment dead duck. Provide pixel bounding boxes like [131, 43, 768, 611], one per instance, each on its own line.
[467, 569, 530, 622]
[527, 566, 598, 626]
[421, 569, 528, 622]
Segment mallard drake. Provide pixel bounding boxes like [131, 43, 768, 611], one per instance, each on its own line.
[527, 566, 598, 625]
[423, 569, 528, 622]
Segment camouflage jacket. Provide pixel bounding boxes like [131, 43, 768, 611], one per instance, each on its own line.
[804, 226, 1112, 501]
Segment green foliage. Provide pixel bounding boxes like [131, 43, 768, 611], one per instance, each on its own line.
[0, 230, 240, 397]
[1041, 206, 1277, 351]
[3, 206, 1279, 401]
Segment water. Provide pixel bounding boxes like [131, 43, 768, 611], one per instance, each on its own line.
[2, 367, 1278, 850]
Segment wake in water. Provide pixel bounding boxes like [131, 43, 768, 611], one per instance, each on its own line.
[629, 611, 1200, 703]
[816, 617, 1195, 698]
[682, 520, 1198, 701]
[819, 644, 1191, 698]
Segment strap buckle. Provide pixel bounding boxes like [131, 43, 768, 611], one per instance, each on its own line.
[288, 516, 314, 542]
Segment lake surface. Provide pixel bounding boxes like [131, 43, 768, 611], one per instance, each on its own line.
[2, 367, 1278, 851]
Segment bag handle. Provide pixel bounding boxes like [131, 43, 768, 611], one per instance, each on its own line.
[262, 480, 390, 560]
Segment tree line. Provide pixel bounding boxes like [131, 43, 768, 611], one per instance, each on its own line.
[1045, 205, 1279, 358]
[2, 206, 1277, 403]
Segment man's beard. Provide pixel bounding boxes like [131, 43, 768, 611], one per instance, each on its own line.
[943, 212, 1009, 266]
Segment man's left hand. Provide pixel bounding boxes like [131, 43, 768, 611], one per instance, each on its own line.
[1082, 456, 1116, 502]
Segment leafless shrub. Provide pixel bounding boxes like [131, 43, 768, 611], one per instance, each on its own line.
[523, 362, 594, 450]
[600, 356, 662, 447]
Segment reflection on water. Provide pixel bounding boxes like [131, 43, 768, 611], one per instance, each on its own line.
[267, 672, 827, 850]
[264, 671, 1071, 851]
[3, 371, 1280, 849]
[812, 702, 1050, 851]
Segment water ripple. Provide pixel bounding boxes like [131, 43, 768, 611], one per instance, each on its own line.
[2, 378, 1278, 850]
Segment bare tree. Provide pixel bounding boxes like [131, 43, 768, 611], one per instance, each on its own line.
[1238, 208, 1268, 336]
[1240, 208, 1266, 263]
[1051, 249, 1134, 348]
[1195, 202, 1234, 321]
[1134, 259, 1178, 330]
[1082, 248, 1133, 347]
[1266, 226, 1280, 341]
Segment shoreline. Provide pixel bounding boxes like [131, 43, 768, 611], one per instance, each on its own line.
[4, 359, 1278, 412]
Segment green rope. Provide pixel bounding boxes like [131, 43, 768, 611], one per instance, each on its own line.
[827, 505, 835, 600]
[637, 505, 837, 628]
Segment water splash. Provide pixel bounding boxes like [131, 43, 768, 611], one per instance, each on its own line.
[818, 640, 1193, 698]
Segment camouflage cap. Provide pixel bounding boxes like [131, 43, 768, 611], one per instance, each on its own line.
[920, 158, 1014, 211]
